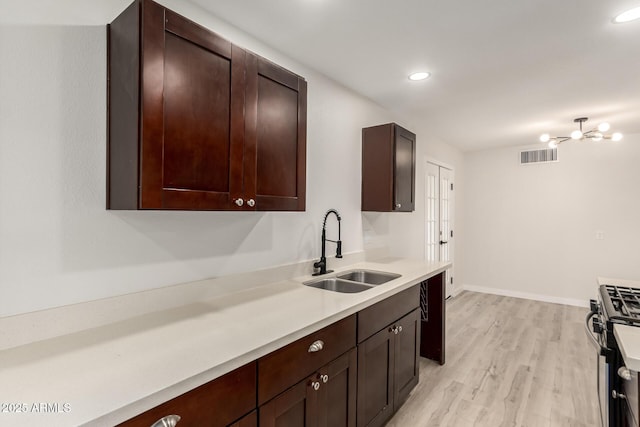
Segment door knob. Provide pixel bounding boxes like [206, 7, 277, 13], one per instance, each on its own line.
[234, 198, 244, 207]
[247, 198, 255, 207]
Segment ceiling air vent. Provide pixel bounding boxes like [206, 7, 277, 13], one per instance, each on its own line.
[519, 147, 558, 165]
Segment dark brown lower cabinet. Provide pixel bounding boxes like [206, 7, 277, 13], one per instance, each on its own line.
[259, 348, 357, 427]
[393, 308, 420, 407]
[357, 309, 420, 427]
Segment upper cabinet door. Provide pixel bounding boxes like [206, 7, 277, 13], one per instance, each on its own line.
[140, 4, 245, 210]
[108, 0, 306, 211]
[245, 54, 307, 211]
[393, 125, 415, 212]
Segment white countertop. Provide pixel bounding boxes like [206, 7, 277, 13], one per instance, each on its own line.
[614, 324, 640, 372]
[0, 258, 449, 426]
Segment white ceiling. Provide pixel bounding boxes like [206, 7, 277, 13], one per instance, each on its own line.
[3, 0, 640, 151]
[190, 0, 640, 151]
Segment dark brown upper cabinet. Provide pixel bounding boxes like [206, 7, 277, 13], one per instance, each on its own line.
[107, 0, 306, 211]
[361, 123, 415, 212]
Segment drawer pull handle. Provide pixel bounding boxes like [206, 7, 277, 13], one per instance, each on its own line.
[308, 340, 324, 353]
[152, 414, 181, 427]
[311, 381, 320, 391]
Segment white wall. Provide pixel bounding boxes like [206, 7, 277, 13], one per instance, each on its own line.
[0, 2, 421, 317]
[461, 135, 640, 304]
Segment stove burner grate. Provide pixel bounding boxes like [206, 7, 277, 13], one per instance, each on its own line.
[605, 285, 640, 319]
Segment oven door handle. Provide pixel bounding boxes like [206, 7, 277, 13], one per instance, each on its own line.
[584, 311, 604, 353]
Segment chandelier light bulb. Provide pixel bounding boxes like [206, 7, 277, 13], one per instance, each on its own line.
[537, 117, 622, 146]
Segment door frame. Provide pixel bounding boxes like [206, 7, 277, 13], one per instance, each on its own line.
[424, 158, 455, 298]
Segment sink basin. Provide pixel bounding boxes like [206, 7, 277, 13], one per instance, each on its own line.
[304, 278, 372, 293]
[337, 270, 401, 285]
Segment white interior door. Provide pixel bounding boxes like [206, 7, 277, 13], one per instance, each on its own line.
[425, 162, 454, 298]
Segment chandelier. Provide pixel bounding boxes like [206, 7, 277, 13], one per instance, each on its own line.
[539, 117, 623, 148]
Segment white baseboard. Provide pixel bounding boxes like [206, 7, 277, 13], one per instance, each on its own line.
[461, 284, 589, 308]
[448, 286, 464, 299]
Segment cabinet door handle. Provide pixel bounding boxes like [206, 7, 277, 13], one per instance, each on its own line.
[398, 325, 403, 333]
[234, 198, 244, 207]
[321, 374, 329, 383]
[247, 198, 255, 207]
[395, 203, 402, 209]
[311, 381, 320, 391]
[389, 326, 399, 335]
[308, 340, 324, 353]
[151, 414, 181, 427]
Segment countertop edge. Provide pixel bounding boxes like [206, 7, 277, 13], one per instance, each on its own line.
[614, 324, 640, 372]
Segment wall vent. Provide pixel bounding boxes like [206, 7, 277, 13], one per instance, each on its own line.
[519, 147, 558, 165]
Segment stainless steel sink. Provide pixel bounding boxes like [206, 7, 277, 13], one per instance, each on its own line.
[336, 270, 401, 285]
[304, 278, 372, 293]
[304, 269, 402, 293]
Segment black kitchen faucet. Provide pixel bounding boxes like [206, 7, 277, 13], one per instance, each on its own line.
[313, 209, 342, 275]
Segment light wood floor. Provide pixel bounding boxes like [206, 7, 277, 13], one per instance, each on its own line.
[388, 291, 600, 427]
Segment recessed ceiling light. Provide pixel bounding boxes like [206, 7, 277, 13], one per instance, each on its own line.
[408, 72, 430, 81]
[613, 6, 640, 23]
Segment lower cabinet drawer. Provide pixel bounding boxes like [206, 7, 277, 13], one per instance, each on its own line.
[258, 314, 357, 405]
[117, 362, 257, 427]
[357, 285, 419, 343]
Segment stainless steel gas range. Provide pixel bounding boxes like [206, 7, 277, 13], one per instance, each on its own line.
[587, 281, 640, 427]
